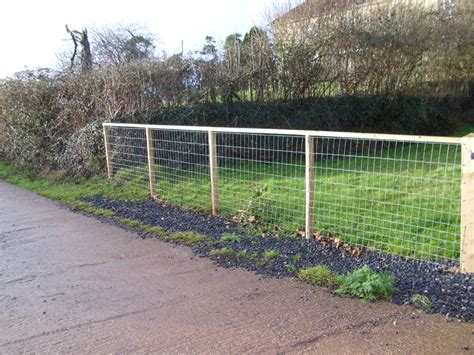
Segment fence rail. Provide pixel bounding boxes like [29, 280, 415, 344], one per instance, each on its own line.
[103, 123, 474, 272]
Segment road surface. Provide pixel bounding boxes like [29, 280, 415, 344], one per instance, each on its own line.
[0, 180, 472, 353]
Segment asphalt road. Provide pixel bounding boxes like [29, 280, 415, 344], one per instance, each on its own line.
[0, 180, 472, 354]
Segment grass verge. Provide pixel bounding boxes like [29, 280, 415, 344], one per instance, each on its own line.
[0, 160, 214, 248]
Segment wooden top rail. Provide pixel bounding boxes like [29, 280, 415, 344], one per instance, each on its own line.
[103, 123, 462, 144]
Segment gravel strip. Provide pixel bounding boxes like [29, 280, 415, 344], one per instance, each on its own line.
[83, 197, 474, 321]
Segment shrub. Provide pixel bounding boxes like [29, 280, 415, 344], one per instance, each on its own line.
[58, 121, 105, 177]
[298, 265, 342, 288]
[148, 96, 457, 136]
[336, 265, 397, 301]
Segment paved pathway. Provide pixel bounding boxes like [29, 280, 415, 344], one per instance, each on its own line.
[0, 180, 473, 353]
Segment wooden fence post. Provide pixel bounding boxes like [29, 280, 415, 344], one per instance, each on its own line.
[305, 134, 315, 239]
[103, 125, 112, 179]
[461, 133, 474, 273]
[208, 130, 219, 215]
[146, 127, 157, 199]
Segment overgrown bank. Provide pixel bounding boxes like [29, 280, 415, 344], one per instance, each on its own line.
[0, 76, 466, 179]
[0, 1, 472, 178]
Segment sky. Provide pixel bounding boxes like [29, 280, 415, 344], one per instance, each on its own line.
[0, 0, 297, 78]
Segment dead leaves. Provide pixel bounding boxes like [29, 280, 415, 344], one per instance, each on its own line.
[295, 229, 364, 257]
[296, 228, 305, 238]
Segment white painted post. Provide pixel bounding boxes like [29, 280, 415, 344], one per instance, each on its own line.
[208, 130, 219, 215]
[146, 127, 157, 198]
[460, 133, 474, 273]
[305, 134, 315, 239]
[103, 125, 112, 179]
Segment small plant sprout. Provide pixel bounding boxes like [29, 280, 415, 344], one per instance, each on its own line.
[286, 263, 297, 273]
[292, 254, 302, 262]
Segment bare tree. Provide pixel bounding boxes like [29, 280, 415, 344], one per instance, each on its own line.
[65, 25, 93, 73]
[91, 24, 155, 67]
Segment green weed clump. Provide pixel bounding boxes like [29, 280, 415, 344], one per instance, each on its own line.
[336, 265, 397, 301]
[220, 233, 242, 243]
[257, 249, 279, 267]
[292, 254, 302, 262]
[236, 249, 248, 258]
[298, 265, 342, 288]
[210, 247, 237, 258]
[263, 249, 279, 260]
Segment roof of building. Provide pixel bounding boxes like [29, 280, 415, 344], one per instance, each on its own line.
[273, 0, 384, 24]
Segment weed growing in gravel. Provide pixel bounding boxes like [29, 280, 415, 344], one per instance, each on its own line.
[286, 263, 297, 273]
[257, 249, 279, 267]
[236, 249, 248, 258]
[298, 265, 342, 288]
[263, 249, 279, 260]
[210, 247, 237, 259]
[336, 265, 397, 301]
[250, 251, 259, 259]
[292, 254, 302, 262]
[220, 233, 242, 243]
[411, 294, 433, 310]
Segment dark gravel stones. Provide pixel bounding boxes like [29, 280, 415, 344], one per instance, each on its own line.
[83, 196, 474, 321]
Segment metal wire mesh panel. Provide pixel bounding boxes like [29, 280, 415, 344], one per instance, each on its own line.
[151, 129, 211, 210]
[108, 126, 149, 189]
[310, 137, 461, 259]
[217, 132, 306, 231]
[104, 123, 464, 261]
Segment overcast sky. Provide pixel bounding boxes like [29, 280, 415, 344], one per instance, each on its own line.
[0, 0, 299, 78]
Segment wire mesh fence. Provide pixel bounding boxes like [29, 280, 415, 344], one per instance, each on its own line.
[104, 123, 466, 262]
